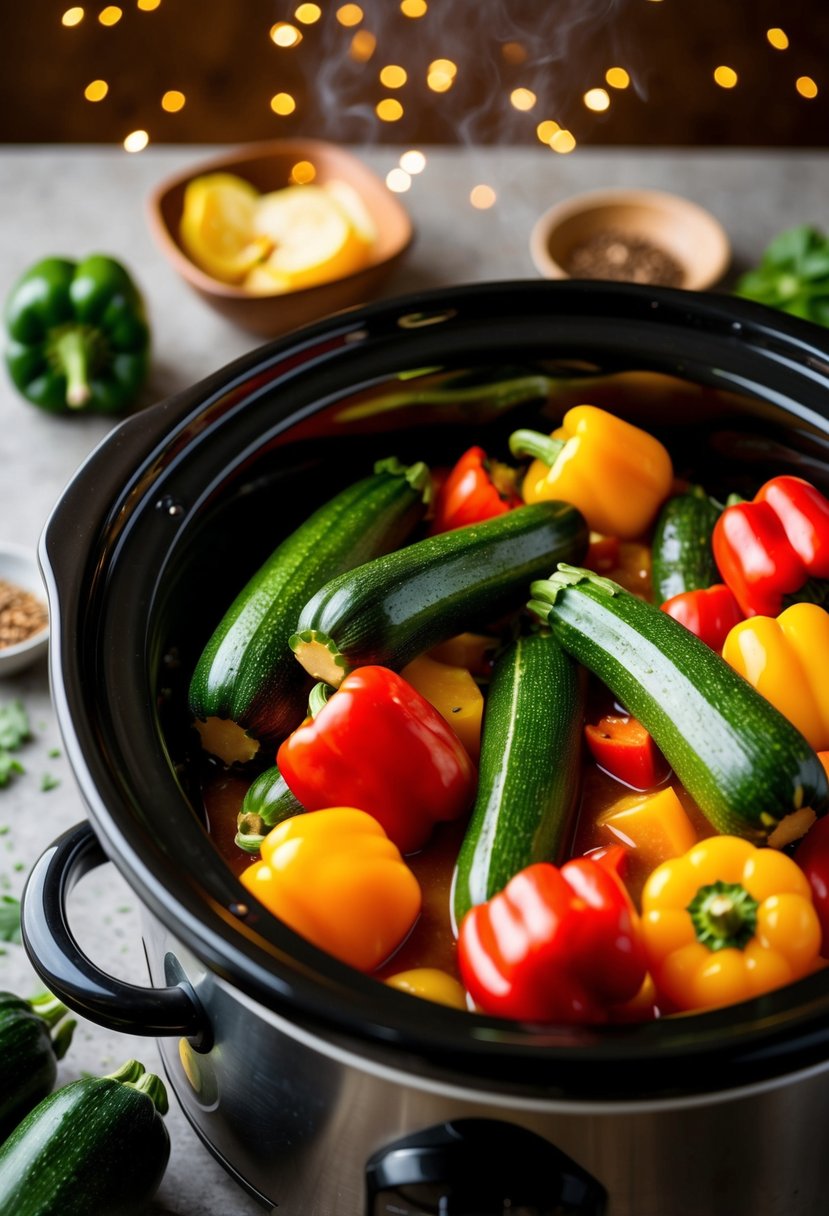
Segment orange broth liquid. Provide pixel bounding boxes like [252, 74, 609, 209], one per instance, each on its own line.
[201, 539, 714, 989]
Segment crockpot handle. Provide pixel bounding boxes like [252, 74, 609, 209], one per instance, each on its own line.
[21, 821, 207, 1044]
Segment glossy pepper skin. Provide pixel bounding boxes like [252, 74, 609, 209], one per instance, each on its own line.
[661, 583, 744, 652]
[4, 254, 150, 413]
[641, 835, 821, 1012]
[584, 713, 669, 790]
[795, 793, 829, 958]
[509, 405, 674, 539]
[430, 445, 521, 534]
[277, 666, 477, 854]
[457, 857, 646, 1023]
[240, 807, 421, 972]
[722, 602, 829, 752]
[713, 475, 829, 617]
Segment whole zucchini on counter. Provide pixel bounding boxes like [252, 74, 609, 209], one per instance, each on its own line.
[451, 631, 585, 931]
[290, 501, 589, 687]
[0, 992, 75, 1142]
[529, 564, 829, 845]
[189, 457, 431, 764]
[0, 1059, 169, 1216]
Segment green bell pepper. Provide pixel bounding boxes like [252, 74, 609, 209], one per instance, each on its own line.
[4, 254, 151, 413]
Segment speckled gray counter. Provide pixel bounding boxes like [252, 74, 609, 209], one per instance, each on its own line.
[1, 144, 828, 1215]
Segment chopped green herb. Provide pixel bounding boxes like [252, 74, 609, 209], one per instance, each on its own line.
[0, 893, 21, 944]
[40, 772, 60, 792]
[0, 753, 24, 787]
[48, 747, 61, 758]
[0, 825, 8, 836]
[0, 700, 30, 751]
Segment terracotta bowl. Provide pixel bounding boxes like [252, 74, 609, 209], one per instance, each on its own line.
[530, 188, 731, 291]
[146, 139, 414, 337]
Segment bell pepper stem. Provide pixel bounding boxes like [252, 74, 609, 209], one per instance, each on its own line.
[687, 880, 759, 951]
[508, 428, 566, 467]
[128, 1071, 170, 1116]
[52, 327, 94, 409]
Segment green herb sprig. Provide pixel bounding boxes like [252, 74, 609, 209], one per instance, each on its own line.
[735, 224, 829, 326]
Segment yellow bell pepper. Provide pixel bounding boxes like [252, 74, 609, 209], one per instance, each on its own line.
[598, 786, 698, 872]
[400, 653, 484, 762]
[385, 968, 468, 1009]
[509, 405, 674, 539]
[722, 602, 829, 752]
[641, 834, 821, 1012]
[240, 807, 421, 972]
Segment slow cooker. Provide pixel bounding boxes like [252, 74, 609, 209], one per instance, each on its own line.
[20, 280, 829, 1216]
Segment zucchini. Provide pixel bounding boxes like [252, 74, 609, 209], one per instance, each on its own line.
[0, 992, 75, 1142]
[290, 501, 588, 687]
[651, 485, 721, 604]
[451, 631, 585, 931]
[528, 564, 829, 845]
[189, 457, 430, 764]
[0, 1059, 169, 1216]
[235, 764, 304, 853]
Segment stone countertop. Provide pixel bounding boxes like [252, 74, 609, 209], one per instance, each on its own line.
[1, 144, 828, 1215]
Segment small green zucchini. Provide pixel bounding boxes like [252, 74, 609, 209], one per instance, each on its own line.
[650, 485, 721, 604]
[528, 564, 829, 845]
[235, 764, 304, 853]
[0, 1059, 169, 1216]
[451, 631, 585, 932]
[290, 501, 588, 687]
[189, 457, 430, 764]
[0, 992, 75, 1142]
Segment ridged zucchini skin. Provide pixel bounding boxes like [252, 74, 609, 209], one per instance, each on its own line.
[290, 502, 588, 685]
[529, 565, 829, 843]
[451, 631, 585, 931]
[651, 486, 721, 604]
[0, 1071, 169, 1216]
[188, 458, 430, 751]
[0, 994, 65, 1142]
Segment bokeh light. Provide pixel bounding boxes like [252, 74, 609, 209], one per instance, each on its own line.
[270, 92, 297, 115]
[714, 65, 738, 88]
[376, 98, 404, 121]
[61, 7, 84, 25]
[290, 160, 317, 183]
[380, 64, 407, 88]
[606, 67, 630, 88]
[98, 6, 122, 25]
[84, 79, 108, 101]
[767, 28, 789, 50]
[400, 0, 427, 16]
[137, 0, 161, 9]
[161, 90, 185, 112]
[510, 88, 536, 111]
[337, 4, 363, 26]
[295, 3, 321, 23]
[550, 129, 577, 153]
[386, 168, 412, 192]
[270, 22, 302, 47]
[501, 41, 528, 65]
[123, 129, 149, 152]
[536, 119, 560, 143]
[470, 184, 496, 209]
[349, 30, 376, 61]
[427, 58, 457, 93]
[584, 87, 610, 111]
[399, 149, 426, 174]
[796, 76, 818, 98]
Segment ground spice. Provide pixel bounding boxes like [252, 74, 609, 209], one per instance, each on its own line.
[561, 228, 684, 287]
[0, 580, 48, 649]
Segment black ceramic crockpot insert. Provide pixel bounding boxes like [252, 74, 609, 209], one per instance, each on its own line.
[38, 280, 829, 1103]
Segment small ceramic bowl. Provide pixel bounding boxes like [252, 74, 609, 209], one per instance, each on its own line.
[530, 188, 731, 291]
[0, 543, 49, 677]
[147, 139, 414, 337]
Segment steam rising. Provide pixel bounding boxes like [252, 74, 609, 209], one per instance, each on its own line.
[293, 0, 644, 144]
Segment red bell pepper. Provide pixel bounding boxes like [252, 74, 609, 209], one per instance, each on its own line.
[430, 445, 521, 534]
[277, 666, 477, 854]
[458, 857, 646, 1023]
[584, 714, 669, 790]
[660, 583, 744, 651]
[713, 475, 829, 617]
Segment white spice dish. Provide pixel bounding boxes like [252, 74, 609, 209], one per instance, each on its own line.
[0, 542, 49, 678]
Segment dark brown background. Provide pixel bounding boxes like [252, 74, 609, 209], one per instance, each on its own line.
[2, 0, 827, 146]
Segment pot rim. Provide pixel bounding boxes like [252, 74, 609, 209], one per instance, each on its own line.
[39, 278, 829, 1104]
